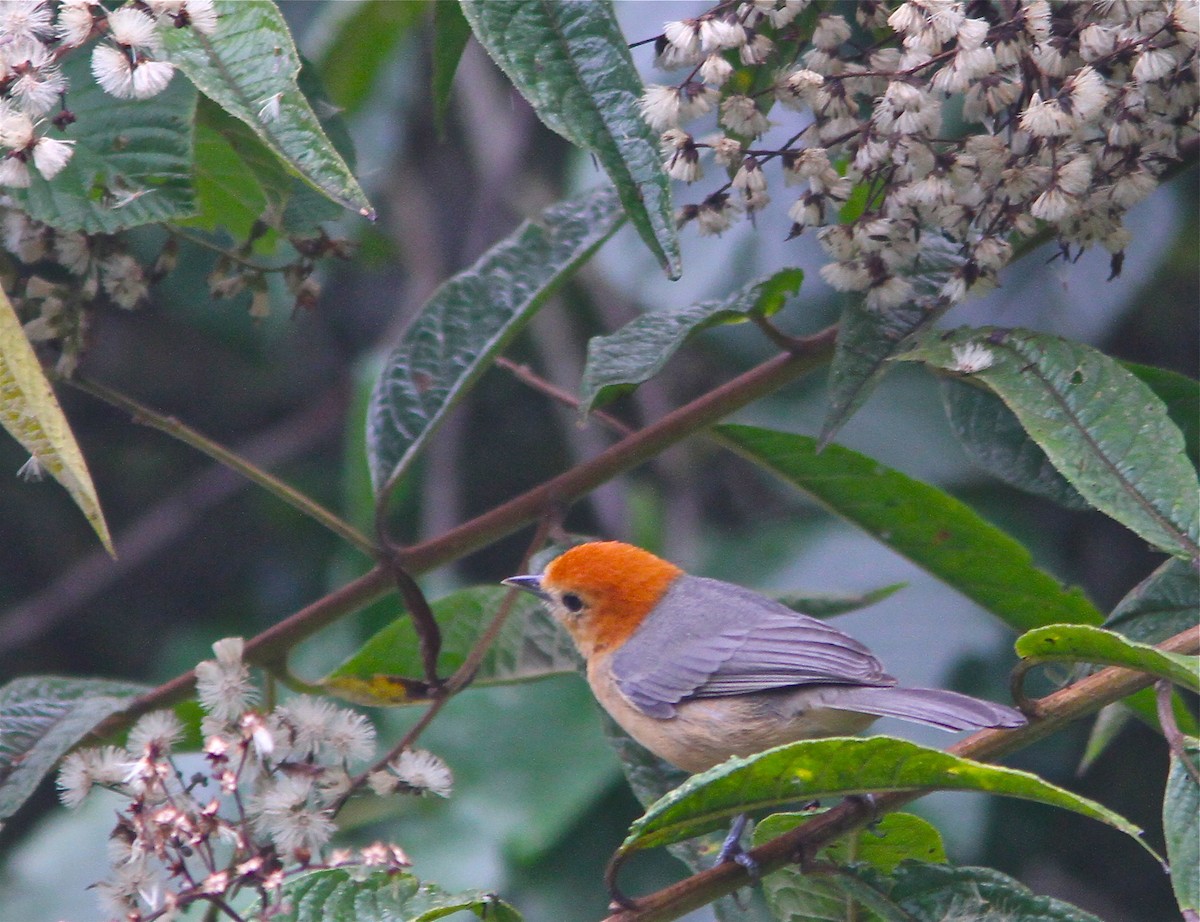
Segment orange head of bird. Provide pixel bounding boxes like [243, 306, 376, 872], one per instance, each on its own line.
[504, 541, 683, 658]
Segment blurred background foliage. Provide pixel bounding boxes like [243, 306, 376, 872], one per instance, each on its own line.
[0, 2, 1194, 921]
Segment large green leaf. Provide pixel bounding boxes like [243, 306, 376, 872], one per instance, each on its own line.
[1105, 557, 1199, 645]
[618, 737, 1153, 862]
[715, 424, 1101, 632]
[1124, 362, 1199, 469]
[161, 0, 373, 219]
[753, 812, 946, 922]
[367, 185, 624, 496]
[432, 1, 472, 137]
[7, 50, 196, 232]
[1164, 745, 1200, 917]
[0, 288, 112, 554]
[272, 868, 521, 922]
[317, 0, 427, 116]
[1015, 624, 1199, 693]
[837, 862, 1104, 922]
[0, 676, 148, 820]
[322, 586, 578, 705]
[461, 0, 680, 278]
[580, 269, 804, 412]
[900, 328, 1200, 561]
[941, 377, 1090, 511]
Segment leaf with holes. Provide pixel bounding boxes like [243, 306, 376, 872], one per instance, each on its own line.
[0, 676, 148, 820]
[0, 288, 112, 554]
[900, 328, 1200, 560]
[461, 0, 679, 277]
[161, 0, 372, 219]
[367, 185, 624, 496]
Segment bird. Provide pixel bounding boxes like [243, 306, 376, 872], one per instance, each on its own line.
[504, 540, 1026, 776]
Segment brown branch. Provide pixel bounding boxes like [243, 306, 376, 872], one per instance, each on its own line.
[599, 624, 1200, 922]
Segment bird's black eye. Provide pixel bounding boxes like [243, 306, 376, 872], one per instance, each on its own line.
[561, 592, 585, 614]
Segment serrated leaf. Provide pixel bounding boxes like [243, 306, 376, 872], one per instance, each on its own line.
[0, 676, 148, 820]
[323, 587, 578, 705]
[774, 582, 905, 619]
[753, 813, 945, 922]
[839, 862, 1104, 922]
[0, 288, 113, 554]
[715, 424, 1101, 632]
[618, 736, 1154, 864]
[318, 0, 426, 116]
[272, 868, 521, 922]
[899, 328, 1200, 560]
[432, 1, 472, 137]
[161, 0, 373, 219]
[1015, 624, 1199, 692]
[7, 50, 196, 232]
[941, 377, 1090, 511]
[1105, 557, 1199, 645]
[581, 268, 804, 412]
[1124, 362, 1199, 469]
[820, 293, 950, 446]
[367, 185, 624, 495]
[1165, 745, 1200, 915]
[461, 0, 679, 277]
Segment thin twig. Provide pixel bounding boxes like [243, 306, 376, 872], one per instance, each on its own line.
[1156, 679, 1200, 786]
[495, 356, 635, 437]
[70, 376, 377, 558]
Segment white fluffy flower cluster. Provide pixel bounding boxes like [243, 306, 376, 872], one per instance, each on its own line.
[0, 0, 218, 189]
[639, 0, 1198, 309]
[57, 637, 447, 921]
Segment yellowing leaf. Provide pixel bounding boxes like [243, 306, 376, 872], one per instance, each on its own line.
[0, 287, 113, 555]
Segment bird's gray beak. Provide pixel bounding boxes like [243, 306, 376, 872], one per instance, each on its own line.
[502, 574, 549, 602]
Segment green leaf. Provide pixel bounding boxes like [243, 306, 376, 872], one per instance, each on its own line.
[323, 587, 578, 705]
[753, 813, 946, 922]
[774, 582, 906, 619]
[367, 185, 624, 496]
[1164, 745, 1200, 916]
[161, 0, 373, 219]
[0, 288, 113, 554]
[1015, 624, 1199, 692]
[899, 328, 1200, 560]
[618, 736, 1154, 864]
[272, 867, 521, 922]
[581, 268, 804, 412]
[940, 377, 1090, 511]
[1105, 557, 1199, 645]
[432, 1, 472, 137]
[1124, 362, 1199, 469]
[715, 424, 1101, 632]
[460, 0, 680, 277]
[820, 293, 949, 446]
[839, 862, 1105, 922]
[7, 50, 196, 232]
[0, 676, 148, 820]
[317, 0, 427, 116]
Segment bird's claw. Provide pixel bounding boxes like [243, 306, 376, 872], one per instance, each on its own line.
[714, 813, 761, 878]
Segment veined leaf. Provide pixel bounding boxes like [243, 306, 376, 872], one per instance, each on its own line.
[1124, 362, 1199, 469]
[0, 289, 112, 554]
[323, 586, 578, 705]
[1105, 557, 1199, 645]
[715, 424, 1101, 632]
[461, 0, 680, 277]
[7, 50, 196, 232]
[367, 185, 624, 496]
[272, 868, 521, 922]
[941, 377, 1090, 511]
[899, 328, 1200, 561]
[580, 268, 804, 412]
[618, 736, 1154, 863]
[1015, 624, 1199, 693]
[1164, 745, 1200, 916]
[161, 0, 373, 219]
[317, 0, 426, 116]
[0, 676, 148, 820]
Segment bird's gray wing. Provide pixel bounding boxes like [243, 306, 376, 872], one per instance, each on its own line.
[610, 575, 894, 718]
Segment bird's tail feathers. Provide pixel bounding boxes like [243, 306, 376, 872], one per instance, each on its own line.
[825, 686, 1026, 731]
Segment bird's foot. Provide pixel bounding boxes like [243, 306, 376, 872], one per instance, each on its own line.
[714, 813, 760, 877]
[845, 792, 883, 835]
